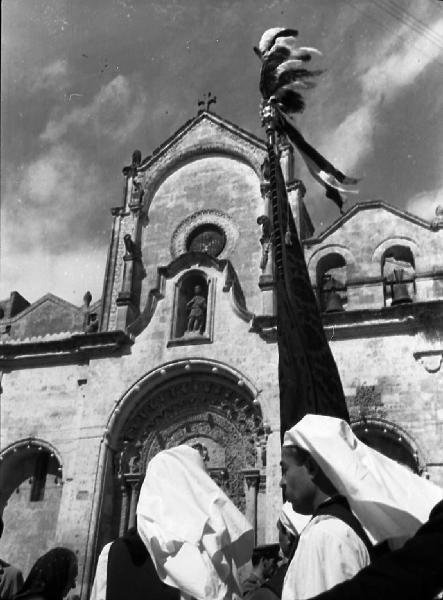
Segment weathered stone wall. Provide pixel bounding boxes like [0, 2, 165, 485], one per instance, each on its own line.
[331, 332, 443, 486]
[1, 479, 63, 578]
[140, 155, 263, 316]
[306, 205, 443, 310]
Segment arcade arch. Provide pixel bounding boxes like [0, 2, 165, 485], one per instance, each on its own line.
[0, 439, 63, 576]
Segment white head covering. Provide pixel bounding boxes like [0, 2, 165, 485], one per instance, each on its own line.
[283, 414, 443, 545]
[279, 502, 311, 537]
[136, 445, 254, 600]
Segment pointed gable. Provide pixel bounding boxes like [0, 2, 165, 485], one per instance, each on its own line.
[138, 111, 266, 194]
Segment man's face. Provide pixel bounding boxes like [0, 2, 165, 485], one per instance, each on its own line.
[262, 556, 277, 579]
[280, 446, 317, 515]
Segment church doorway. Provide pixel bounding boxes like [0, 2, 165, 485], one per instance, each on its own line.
[97, 363, 266, 550]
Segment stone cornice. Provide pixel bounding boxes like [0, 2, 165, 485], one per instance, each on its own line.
[0, 330, 133, 368]
[322, 300, 443, 340]
[249, 300, 443, 342]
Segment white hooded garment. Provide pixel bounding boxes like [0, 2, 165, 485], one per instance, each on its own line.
[283, 414, 443, 546]
[279, 502, 311, 537]
[136, 445, 254, 600]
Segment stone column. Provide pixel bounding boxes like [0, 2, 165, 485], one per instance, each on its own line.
[242, 469, 260, 544]
[127, 477, 140, 529]
[119, 483, 129, 536]
[256, 474, 267, 545]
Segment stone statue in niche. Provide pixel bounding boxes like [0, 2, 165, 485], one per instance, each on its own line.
[185, 285, 207, 334]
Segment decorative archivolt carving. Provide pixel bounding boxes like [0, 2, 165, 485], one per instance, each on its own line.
[116, 375, 265, 510]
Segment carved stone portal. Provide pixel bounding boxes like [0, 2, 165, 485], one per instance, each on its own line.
[114, 373, 265, 533]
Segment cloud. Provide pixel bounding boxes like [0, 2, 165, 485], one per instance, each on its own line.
[321, 13, 443, 173]
[0, 246, 106, 305]
[40, 75, 148, 144]
[17, 143, 100, 211]
[406, 187, 443, 221]
[0, 143, 110, 303]
[29, 58, 69, 93]
[2, 142, 112, 261]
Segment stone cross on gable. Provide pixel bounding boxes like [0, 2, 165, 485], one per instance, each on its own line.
[197, 92, 217, 114]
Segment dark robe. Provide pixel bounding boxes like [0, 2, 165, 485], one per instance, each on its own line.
[308, 499, 443, 600]
[106, 530, 179, 600]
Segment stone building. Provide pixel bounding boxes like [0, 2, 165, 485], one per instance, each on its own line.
[1, 111, 442, 598]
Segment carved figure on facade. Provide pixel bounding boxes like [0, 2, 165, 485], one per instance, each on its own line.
[81, 291, 100, 333]
[123, 234, 137, 258]
[192, 442, 210, 463]
[83, 291, 92, 308]
[131, 180, 144, 204]
[186, 285, 207, 334]
[257, 215, 272, 271]
[85, 313, 99, 333]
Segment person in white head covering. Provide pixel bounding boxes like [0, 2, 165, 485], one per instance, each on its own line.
[280, 414, 443, 600]
[280, 420, 371, 599]
[284, 414, 443, 546]
[136, 445, 254, 600]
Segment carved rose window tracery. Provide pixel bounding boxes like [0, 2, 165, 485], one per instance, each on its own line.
[187, 224, 226, 257]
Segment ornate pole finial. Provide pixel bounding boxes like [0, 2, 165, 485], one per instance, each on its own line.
[260, 97, 277, 148]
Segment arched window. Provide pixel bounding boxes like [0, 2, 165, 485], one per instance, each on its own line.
[382, 245, 415, 307]
[353, 423, 419, 472]
[172, 271, 209, 339]
[316, 253, 347, 313]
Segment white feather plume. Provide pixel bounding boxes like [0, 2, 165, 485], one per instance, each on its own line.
[275, 59, 308, 77]
[258, 27, 287, 54]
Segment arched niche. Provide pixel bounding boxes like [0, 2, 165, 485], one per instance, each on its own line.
[172, 269, 210, 340]
[315, 252, 348, 313]
[352, 419, 421, 473]
[99, 361, 265, 545]
[380, 245, 416, 307]
[0, 439, 63, 576]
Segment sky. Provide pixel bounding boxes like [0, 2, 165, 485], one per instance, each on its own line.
[1, 0, 443, 305]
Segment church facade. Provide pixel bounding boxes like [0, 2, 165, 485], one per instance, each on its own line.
[1, 111, 442, 598]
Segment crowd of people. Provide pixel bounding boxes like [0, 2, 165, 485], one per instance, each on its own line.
[1, 414, 443, 600]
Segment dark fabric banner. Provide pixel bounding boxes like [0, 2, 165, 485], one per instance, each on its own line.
[268, 143, 350, 439]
